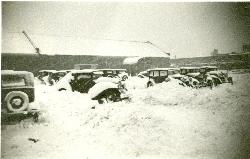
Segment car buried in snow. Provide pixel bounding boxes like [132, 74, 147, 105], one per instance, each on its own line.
[179, 67, 202, 87]
[137, 71, 149, 78]
[1, 70, 36, 113]
[56, 69, 129, 104]
[146, 68, 182, 87]
[200, 66, 233, 85]
[98, 69, 129, 81]
[37, 70, 57, 85]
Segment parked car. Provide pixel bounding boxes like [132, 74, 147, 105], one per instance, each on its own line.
[56, 69, 128, 103]
[179, 67, 201, 87]
[49, 70, 70, 84]
[137, 71, 149, 78]
[37, 70, 57, 85]
[56, 69, 102, 93]
[207, 70, 233, 85]
[200, 66, 218, 73]
[199, 66, 224, 86]
[98, 69, 129, 81]
[146, 68, 181, 87]
[1, 70, 35, 113]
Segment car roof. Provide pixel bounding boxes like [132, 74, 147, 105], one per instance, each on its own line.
[200, 66, 218, 69]
[98, 69, 126, 71]
[180, 67, 200, 69]
[71, 69, 103, 74]
[39, 70, 57, 73]
[147, 68, 180, 71]
[1, 70, 33, 76]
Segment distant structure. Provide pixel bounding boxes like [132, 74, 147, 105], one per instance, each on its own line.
[2, 32, 170, 75]
[243, 44, 250, 52]
[210, 49, 218, 56]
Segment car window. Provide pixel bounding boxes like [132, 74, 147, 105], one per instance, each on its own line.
[160, 71, 168, 76]
[173, 70, 180, 74]
[149, 71, 154, 76]
[200, 68, 206, 73]
[76, 74, 91, 80]
[153, 71, 160, 77]
[106, 71, 113, 74]
[2, 75, 26, 87]
[181, 69, 186, 74]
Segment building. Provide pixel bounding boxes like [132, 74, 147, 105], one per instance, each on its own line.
[2, 32, 170, 75]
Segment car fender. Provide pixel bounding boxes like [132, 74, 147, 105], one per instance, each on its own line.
[88, 82, 118, 99]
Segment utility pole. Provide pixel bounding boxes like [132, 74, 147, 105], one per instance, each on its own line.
[22, 31, 40, 54]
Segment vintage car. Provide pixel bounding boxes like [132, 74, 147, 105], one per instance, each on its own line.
[1, 70, 35, 113]
[146, 68, 181, 87]
[48, 70, 71, 84]
[200, 66, 218, 74]
[137, 71, 149, 78]
[37, 70, 57, 85]
[180, 66, 224, 88]
[202, 66, 233, 85]
[56, 69, 128, 103]
[98, 69, 129, 81]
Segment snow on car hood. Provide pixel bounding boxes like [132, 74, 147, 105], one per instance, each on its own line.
[54, 73, 74, 91]
[88, 82, 118, 99]
[94, 76, 120, 84]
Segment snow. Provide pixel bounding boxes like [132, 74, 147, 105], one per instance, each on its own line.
[54, 73, 76, 91]
[2, 72, 250, 159]
[94, 76, 120, 84]
[123, 56, 143, 65]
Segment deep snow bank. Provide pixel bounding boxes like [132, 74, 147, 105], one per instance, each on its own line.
[2, 73, 250, 159]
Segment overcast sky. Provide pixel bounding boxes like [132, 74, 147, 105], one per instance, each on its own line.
[2, 2, 250, 58]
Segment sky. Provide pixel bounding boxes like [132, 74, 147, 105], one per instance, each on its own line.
[2, 2, 250, 58]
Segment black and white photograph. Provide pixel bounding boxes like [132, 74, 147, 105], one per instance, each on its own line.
[1, 1, 250, 159]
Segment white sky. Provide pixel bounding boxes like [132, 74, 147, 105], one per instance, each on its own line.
[2, 2, 250, 58]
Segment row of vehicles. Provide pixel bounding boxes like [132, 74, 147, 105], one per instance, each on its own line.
[1, 66, 232, 114]
[139, 66, 233, 89]
[37, 69, 128, 85]
[38, 69, 129, 104]
[1, 69, 129, 114]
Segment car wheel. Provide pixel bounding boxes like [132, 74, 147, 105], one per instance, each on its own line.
[122, 75, 128, 81]
[147, 82, 154, 88]
[4, 91, 29, 112]
[228, 77, 233, 85]
[58, 88, 67, 91]
[207, 80, 213, 89]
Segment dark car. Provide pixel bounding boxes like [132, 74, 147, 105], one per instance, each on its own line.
[146, 68, 180, 87]
[56, 69, 103, 93]
[1, 70, 35, 112]
[200, 66, 218, 74]
[56, 69, 128, 103]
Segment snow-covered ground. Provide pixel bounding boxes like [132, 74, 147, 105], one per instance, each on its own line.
[2, 73, 250, 159]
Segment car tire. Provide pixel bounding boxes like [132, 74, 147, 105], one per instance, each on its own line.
[122, 75, 128, 81]
[58, 88, 67, 91]
[4, 91, 29, 112]
[147, 82, 154, 88]
[228, 77, 233, 85]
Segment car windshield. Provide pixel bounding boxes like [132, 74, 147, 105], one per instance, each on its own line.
[173, 70, 180, 74]
[200, 68, 206, 73]
[181, 69, 187, 74]
[149, 71, 154, 77]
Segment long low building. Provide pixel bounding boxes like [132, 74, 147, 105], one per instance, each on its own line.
[2, 32, 170, 75]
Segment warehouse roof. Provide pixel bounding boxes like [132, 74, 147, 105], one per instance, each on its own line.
[2, 33, 169, 58]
